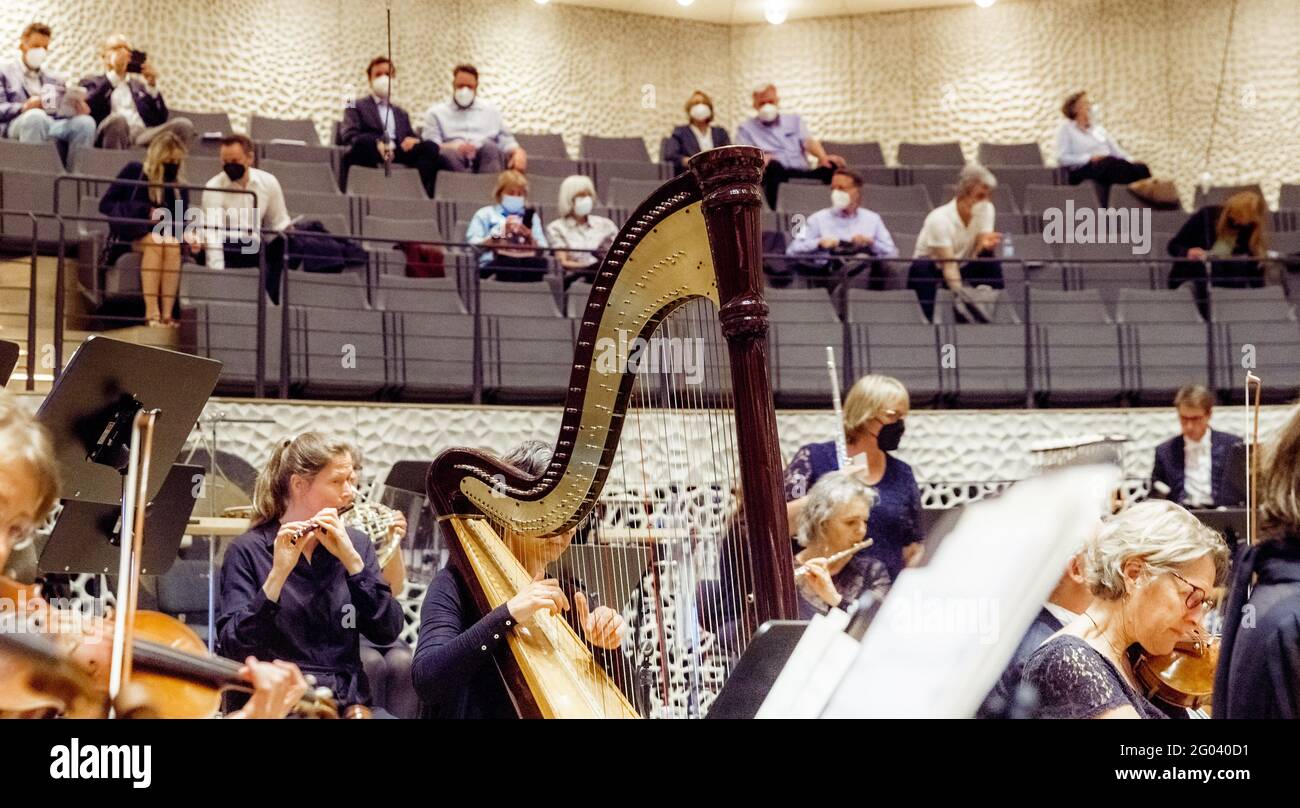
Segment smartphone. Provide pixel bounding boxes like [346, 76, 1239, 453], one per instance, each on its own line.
[126, 49, 147, 74]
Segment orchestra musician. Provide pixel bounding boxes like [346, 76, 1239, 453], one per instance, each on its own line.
[1149, 385, 1243, 508]
[217, 432, 404, 714]
[1214, 403, 1300, 718]
[793, 471, 891, 618]
[411, 440, 628, 719]
[1021, 501, 1228, 718]
[783, 374, 923, 581]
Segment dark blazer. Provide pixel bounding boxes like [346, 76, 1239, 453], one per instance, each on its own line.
[339, 95, 416, 148]
[1150, 430, 1243, 507]
[662, 124, 731, 175]
[80, 74, 168, 128]
[977, 606, 1065, 719]
[98, 161, 191, 262]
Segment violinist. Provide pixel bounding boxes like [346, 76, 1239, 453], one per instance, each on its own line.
[0, 390, 59, 580]
[1021, 501, 1228, 719]
[412, 440, 628, 719]
[217, 432, 404, 713]
[1215, 404, 1300, 718]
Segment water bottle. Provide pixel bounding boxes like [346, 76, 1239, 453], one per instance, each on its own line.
[1001, 232, 1015, 259]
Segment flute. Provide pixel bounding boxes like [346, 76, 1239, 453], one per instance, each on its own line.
[288, 504, 355, 546]
[794, 538, 873, 577]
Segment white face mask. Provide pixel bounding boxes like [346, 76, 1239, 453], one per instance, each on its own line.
[830, 189, 852, 211]
[757, 103, 779, 123]
[454, 86, 476, 108]
[573, 196, 594, 217]
[689, 103, 712, 123]
[23, 47, 47, 71]
[370, 75, 391, 98]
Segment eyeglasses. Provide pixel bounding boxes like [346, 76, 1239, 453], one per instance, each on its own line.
[1168, 570, 1213, 611]
[3, 522, 39, 554]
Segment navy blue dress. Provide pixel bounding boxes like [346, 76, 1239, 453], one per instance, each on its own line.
[783, 440, 923, 580]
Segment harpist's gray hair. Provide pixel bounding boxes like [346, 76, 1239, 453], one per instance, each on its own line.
[1084, 500, 1228, 600]
[795, 471, 876, 548]
[501, 440, 553, 477]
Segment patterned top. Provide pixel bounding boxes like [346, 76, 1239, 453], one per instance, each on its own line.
[795, 554, 891, 619]
[783, 440, 922, 580]
[1021, 634, 1167, 719]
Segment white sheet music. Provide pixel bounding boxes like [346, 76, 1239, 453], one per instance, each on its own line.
[821, 465, 1120, 718]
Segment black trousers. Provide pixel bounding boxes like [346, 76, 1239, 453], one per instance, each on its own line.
[481, 254, 549, 283]
[1067, 156, 1151, 188]
[906, 256, 1004, 321]
[343, 136, 441, 198]
[1169, 258, 1264, 319]
[761, 162, 834, 209]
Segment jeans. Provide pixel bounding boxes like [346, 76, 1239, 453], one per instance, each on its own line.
[7, 108, 96, 150]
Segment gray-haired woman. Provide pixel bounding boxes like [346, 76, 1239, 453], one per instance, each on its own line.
[794, 471, 892, 618]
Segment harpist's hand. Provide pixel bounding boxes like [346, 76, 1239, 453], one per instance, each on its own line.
[507, 576, 569, 624]
[574, 591, 626, 650]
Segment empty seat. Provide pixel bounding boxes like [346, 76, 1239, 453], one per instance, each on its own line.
[389, 309, 477, 400]
[286, 272, 386, 395]
[844, 289, 928, 324]
[0, 140, 64, 174]
[897, 142, 965, 166]
[850, 323, 942, 404]
[770, 322, 844, 406]
[1, 169, 69, 241]
[260, 142, 338, 165]
[485, 316, 575, 401]
[434, 172, 496, 202]
[182, 263, 264, 305]
[284, 190, 352, 222]
[593, 160, 663, 198]
[988, 167, 1063, 210]
[1032, 323, 1124, 405]
[525, 156, 583, 178]
[860, 184, 932, 214]
[933, 289, 1021, 325]
[514, 133, 569, 160]
[978, 142, 1044, 166]
[1026, 288, 1111, 324]
[1124, 323, 1210, 404]
[946, 324, 1028, 406]
[187, 299, 283, 391]
[581, 135, 650, 162]
[1279, 184, 1300, 211]
[362, 195, 439, 224]
[1194, 183, 1265, 210]
[1217, 320, 1300, 401]
[1064, 242, 1157, 301]
[1209, 285, 1293, 322]
[607, 177, 664, 209]
[361, 215, 442, 275]
[171, 110, 232, 138]
[261, 159, 339, 194]
[1023, 184, 1099, 215]
[249, 115, 320, 145]
[880, 212, 928, 236]
[1115, 287, 1202, 323]
[823, 141, 885, 166]
[767, 287, 840, 323]
[187, 155, 222, 184]
[71, 147, 146, 178]
[155, 559, 217, 644]
[776, 182, 834, 214]
[475, 279, 562, 318]
[347, 165, 426, 199]
[526, 175, 567, 210]
[375, 274, 465, 314]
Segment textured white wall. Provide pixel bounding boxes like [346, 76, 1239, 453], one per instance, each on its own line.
[2, 0, 1293, 202]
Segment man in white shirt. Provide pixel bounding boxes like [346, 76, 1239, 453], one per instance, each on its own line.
[423, 64, 526, 174]
[906, 163, 1004, 321]
[80, 33, 193, 149]
[1150, 384, 1244, 509]
[200, 134, 290, 270]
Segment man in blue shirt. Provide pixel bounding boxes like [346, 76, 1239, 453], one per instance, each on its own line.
[424, 64, 527, 175]
[786, 169, 898, 285]
[736, 83, 844, 209]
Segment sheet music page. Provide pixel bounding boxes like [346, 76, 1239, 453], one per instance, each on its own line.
[822, 465, 1120, 718]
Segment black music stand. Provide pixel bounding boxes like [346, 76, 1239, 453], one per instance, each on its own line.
[706, 620, 808, 719]
[0, 339, 18, 385]
[385, 460, 433, 494]
[551, 544, 650, 613]
[39, 464, 204, 577]
[35, 336, 221, 505]
[1190, 508, 1249, 547]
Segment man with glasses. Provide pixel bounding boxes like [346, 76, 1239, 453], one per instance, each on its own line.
[0, 389, 59, 581]
[1150, 384, 1243, 508]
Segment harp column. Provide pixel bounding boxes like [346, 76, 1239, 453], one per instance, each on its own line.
[690, 146, 800, 626]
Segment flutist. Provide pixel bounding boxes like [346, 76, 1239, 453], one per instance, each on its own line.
[793, 471, 892, 618]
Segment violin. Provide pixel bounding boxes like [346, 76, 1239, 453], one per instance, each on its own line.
[1, 575, 108, 717]
[1136, 633, 1220, 714]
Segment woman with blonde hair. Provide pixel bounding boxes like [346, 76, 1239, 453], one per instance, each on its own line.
[661, 89, 731, 175]
[1214, 403, 1300, 717]
[465, 169, 549, 282]
[217, 432, 403, 712]
[1022, 500, 1228, 719]
[784, 373, 922, 581]
[545, 175, 618, 287]
[1167, 189, 1270, 303]
[99, 129, 195, 327]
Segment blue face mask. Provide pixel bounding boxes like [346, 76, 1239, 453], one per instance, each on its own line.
[501, 195, 526, 215]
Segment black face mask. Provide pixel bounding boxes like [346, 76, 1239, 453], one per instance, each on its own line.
[222, 162, 247, 182]
[162, 163, 180, 182]
[876, 419, 905, 452]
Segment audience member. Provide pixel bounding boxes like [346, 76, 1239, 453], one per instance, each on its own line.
[1056, 91, 1150, 192]
[906, 163, 1003, 322]
[661, 90, 730, 175]
[785, 169, 897, 285]
[424, 64, 526, 174]
[736, 82, 844, 209]
[1167, 189, 1269, 299]
[545, 175, 617, 287]
[466, 169, 549, 282]
[81, 33, 193, 149]
[0, 23, 94, 154]
[339, 56, 441, 198]
[200, 133, 290, 270]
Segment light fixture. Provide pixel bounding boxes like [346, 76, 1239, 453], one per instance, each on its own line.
[765, 0, 789, 25]
[975, 0, 997, 7]
[677, 0, 696, 7]
[534, 0, 550, 5]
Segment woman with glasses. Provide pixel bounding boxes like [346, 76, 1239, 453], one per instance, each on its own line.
[1022, 501, 1228, 719]
[783, 374, 923, 583]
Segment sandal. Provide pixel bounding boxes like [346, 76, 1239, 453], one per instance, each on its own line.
[146, 318, 165, 328]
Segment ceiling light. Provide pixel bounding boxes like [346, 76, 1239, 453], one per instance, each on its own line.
[765, 0, 789, 25]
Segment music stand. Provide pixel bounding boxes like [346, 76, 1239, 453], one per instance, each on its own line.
[0, 339, 18, 385]
[39, 464, 204, 577]
[707, 620, 808, 719]
[35, 336, 221, 504]
[1190, 508, 1249, 547]
[551, 544, 650, 613]
[385, 460, 433, 495]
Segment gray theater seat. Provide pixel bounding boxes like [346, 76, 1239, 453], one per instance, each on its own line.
[946, 323, 1028, 406]
[1115, 287, 1202, 323]
[526, 157, 583, 178]
[387, 309, 477, 400]
[514, 133, 569, 159]
[186, 298, 283, 391]
[861, 184, 932, 214]
[850, 322, 942, 405]
[823, 141, 885, 166]
[259, 142, 339, 165]
[1, 169, 67, 241]
[1064, 241, 1158, 303]
[1209, 285, 1294, 322]
[776, 182, 834, 215]
[484, 316, 576, 402]
[581, 135, 650, 162]
[156, 559, 217, 645]
[347, 165, 427, 199]
[933, 288, 1021, 325]
[608, 177, 664, 209]
[897, 141, 964, 165]
[593, 160, 664, 198]
[978, 142, 1044, 166]
[361, 215, 442, 275]
[71, 146, 145, 178]
[284, 190, 352, 225]
[767, 287, 840, 323]
[286, 272, 386, 396]
[1123, 323, 1210, 404]
[1023, 183, 1100, 214]
[249, 115, 320, 145]
[434, 172, 496, 202]
[261, 159, 340, 194]
[1216, 320, 1300, 401]
[845, 289, 928, 324]
[1026, 288, 1111, 324]
[0, 139, 64, 174]
[1032, 323, 1124, 406]
[770, 321, 843, 406]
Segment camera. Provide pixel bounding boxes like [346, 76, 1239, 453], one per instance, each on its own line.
[125, 49, 147, 74]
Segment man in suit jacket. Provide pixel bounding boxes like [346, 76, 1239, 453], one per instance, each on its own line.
[977, 549, 1092, 719]
[80, 33, 193, 150]
[0, 22, 94, 154]
[661, 90, 730, 175]
[339, 57, 440, 198]
[1150, 384, 1244, 508]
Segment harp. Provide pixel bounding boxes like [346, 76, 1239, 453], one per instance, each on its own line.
[427, 146, 798, 718]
